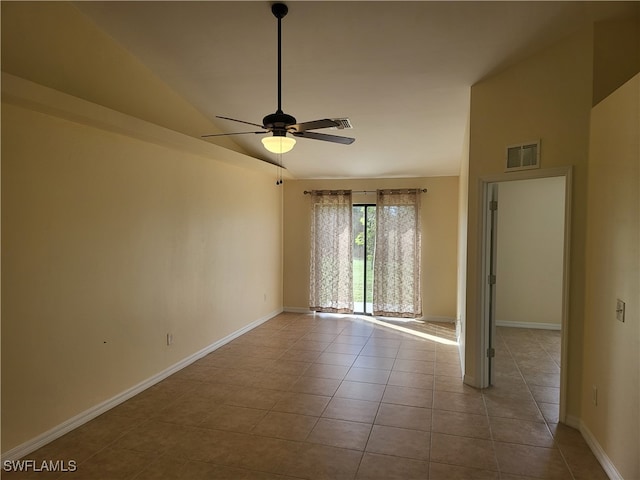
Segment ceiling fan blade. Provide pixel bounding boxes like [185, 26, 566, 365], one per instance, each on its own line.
[289, 119, 339, 132]
[202, 131, 266, 138]
[292, 131, 355, 145]
[216, 116, 265, 129]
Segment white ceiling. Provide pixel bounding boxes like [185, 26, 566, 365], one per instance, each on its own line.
[75, 1, 629, 179]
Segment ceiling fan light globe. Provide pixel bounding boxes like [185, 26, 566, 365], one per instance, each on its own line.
[262, 135, 296, 154]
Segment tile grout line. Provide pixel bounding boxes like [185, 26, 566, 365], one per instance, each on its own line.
[482, 339, 503, 479]
[429, 354, 436, 476]
[497, 327, 576, 480]
[353, 324, 397, 479]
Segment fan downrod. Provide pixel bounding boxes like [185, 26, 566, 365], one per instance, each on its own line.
[271, 3, 288, 19]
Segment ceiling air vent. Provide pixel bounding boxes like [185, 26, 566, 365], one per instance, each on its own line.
[331, 118, 353, 130]
[505, 140, 540, 172]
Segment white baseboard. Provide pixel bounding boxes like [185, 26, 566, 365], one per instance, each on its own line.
[496, 320, 561, 330]
[1, 308, 282, 462]
[455, 320, 465, 381]
[282, 308, 456, 325]
[420, 315, 456, 323]
[463, 374, 478, 388]
[283, 307, 313, 314]
[564, 414, 581, 430]
[564, 415, 622, 480]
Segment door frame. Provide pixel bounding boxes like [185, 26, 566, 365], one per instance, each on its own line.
[477, 166, 572, 423]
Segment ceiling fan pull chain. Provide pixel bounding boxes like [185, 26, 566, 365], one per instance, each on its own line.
[275, 151, 283, 185]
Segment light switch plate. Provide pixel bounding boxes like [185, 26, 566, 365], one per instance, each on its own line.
[616, 299, 625, 322]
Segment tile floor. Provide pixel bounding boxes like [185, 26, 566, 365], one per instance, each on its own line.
[3, 313, 608, 479]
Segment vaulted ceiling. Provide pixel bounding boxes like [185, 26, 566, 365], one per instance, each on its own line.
[75, 1, 631, 179]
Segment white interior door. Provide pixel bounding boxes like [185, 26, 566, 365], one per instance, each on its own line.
[486, 183, 499, 385]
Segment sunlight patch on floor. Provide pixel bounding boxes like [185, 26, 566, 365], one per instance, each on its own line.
[359, 315, 458, 346]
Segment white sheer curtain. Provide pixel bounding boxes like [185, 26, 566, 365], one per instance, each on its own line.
[373, 189, 422, 318]
[309, 190, 354, 313]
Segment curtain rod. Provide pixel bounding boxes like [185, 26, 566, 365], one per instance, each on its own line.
[303, 189, 427, 195]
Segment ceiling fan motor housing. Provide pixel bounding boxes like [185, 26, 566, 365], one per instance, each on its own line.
[263, 111, 297, 135]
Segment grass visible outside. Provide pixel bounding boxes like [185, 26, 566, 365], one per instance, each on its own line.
[353, 257, 374, 303]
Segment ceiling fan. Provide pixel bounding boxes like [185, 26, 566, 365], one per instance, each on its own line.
[202, 2, 355, 154]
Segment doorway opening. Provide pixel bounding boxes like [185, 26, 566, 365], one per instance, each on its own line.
[479, 167, 572, 423]
[353, 204, 376, 314]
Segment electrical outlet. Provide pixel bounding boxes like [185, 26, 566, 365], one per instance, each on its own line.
[616, 299, 625, 322]
[592, 385, 598, 406]
[167, 333, 173, 346]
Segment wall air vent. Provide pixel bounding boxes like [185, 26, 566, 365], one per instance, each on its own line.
[331, 118, 353, 130]
[505, 140, 540, 172]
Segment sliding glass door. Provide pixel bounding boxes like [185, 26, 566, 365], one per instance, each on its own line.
[353, 205, 376, 314]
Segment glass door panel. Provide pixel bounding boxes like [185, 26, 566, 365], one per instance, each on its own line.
[353, 205, 376, 314]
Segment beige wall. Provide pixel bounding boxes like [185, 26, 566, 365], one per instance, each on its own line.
[283, 177, 458, 320]
[1, 93, 283, 452]
[466, 27, 593, 411]
[1, 2, 284, 454]
[583, 74, 639, 479]
[495, 177, 565, 328]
